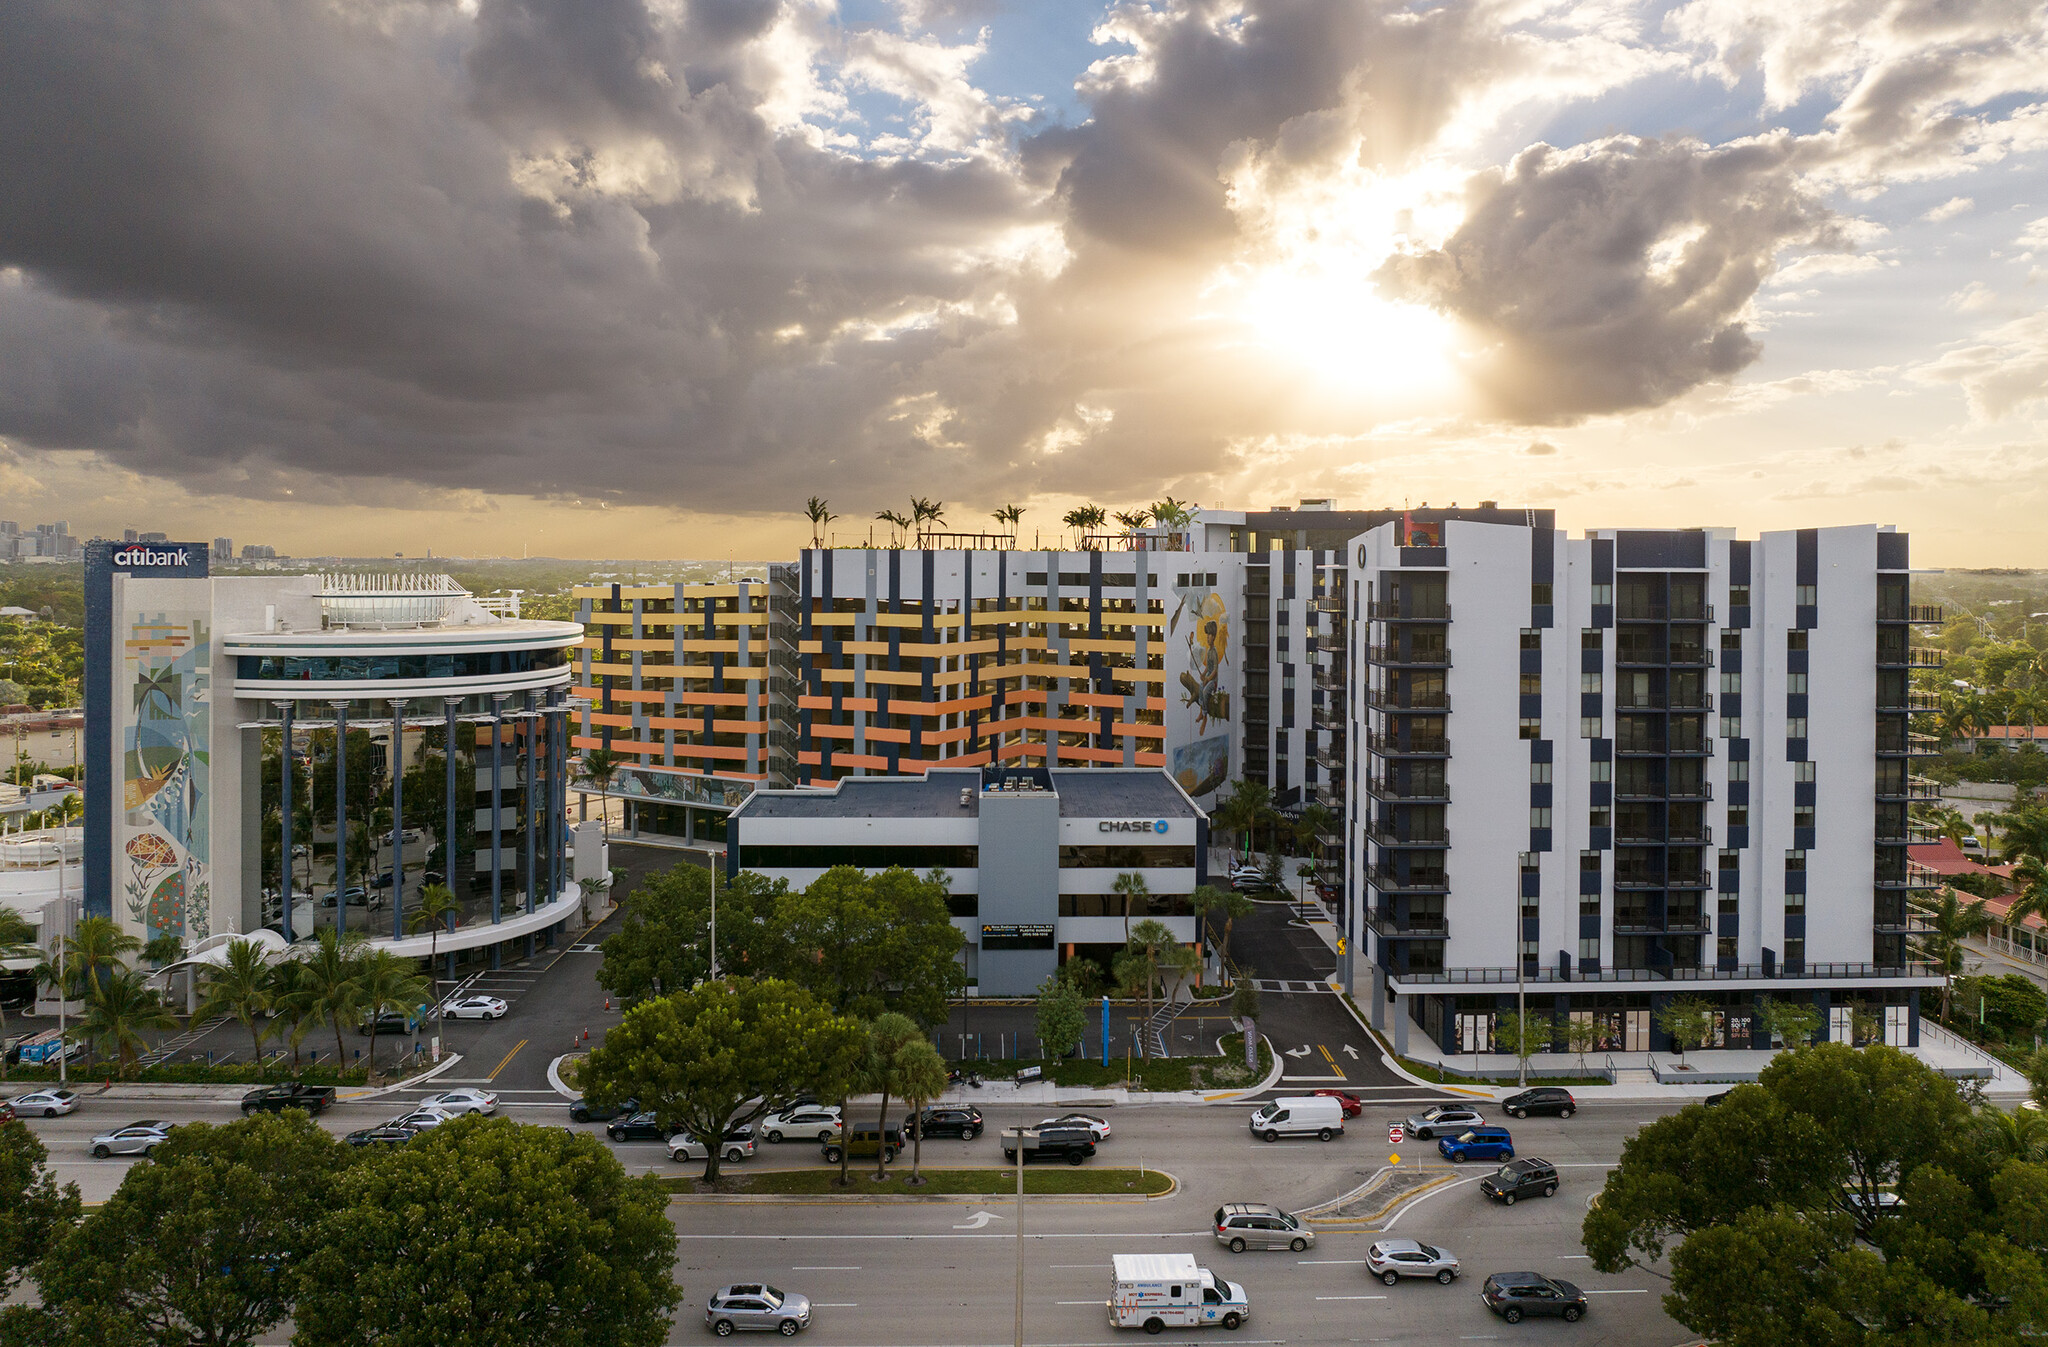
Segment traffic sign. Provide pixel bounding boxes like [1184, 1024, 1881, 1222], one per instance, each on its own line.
[1388, 1123, 1404, 1145]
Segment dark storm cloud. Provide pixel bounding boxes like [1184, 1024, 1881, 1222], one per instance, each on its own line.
[1377, 136, 1840, 422]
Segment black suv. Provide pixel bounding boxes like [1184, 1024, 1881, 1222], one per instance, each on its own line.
[240, 1083, 336, 1116]
[1480, 1157, 1559, 1205]
[915, 1106, 984, 1139]
[1481, 1272, 1586, 1323]
[1002, 1126, 1097, 1165]
[1501, 1087, 1576, 1119]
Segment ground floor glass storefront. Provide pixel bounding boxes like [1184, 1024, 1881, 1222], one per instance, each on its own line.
[1413, 986, 1919, 1056]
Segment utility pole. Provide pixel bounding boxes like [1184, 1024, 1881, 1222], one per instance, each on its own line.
[1010, 1126, 1026, 1347]
[1516, 857, 1527, 1089]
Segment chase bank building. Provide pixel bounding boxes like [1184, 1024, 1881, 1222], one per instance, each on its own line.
[727, 766, 1208, 995]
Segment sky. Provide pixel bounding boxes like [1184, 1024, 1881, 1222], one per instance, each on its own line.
[0, 0, 2044, 564]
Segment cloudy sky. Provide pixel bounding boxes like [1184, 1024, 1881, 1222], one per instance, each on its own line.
[2, 0, 2045, 562]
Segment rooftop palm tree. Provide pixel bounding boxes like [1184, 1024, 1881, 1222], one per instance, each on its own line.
[991, 504, 1024, 545]
[79, 968, 179, 1077]
[803, 496, 837, 549]
[1061, 504, 1106, 549]
[353, 949, 431, 1079]
[909, 497, 946, 544]
[1112, 508, 1152, 539]
[875, 509, 912, 548]
[1912, 886, 1991, 1023]
[1149, 497, 1198, 531]
[195, 936, 276, 1070]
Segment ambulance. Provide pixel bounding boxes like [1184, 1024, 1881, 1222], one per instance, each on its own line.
[1108, 1252, 1251, 1333]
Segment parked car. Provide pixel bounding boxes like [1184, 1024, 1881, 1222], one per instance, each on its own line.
[1366, 1239, 1460, 1285]
[322, 887, 371, 908]
[1314, 1089, 1364, 1118]
[415, 1088, 498, 1115]
[760, 1105, 842, 1144]
[1404, 1105, 1484, 1140]
[1230, 866, 1275, 892]
[999, 1125, 1096, 1166]
[671, 1132, 755, 1165]
[569, 1095, 638, 1124]
[608, 1111, 678, 1143]
[1480, 1272, 1587, 1323]
[344, 1124, 418, 1147]
[1213, 1202, 1315, 1253]
[369, 870, 398, 890]
[1480, 1158, 1559, 1205]
[914, 1105, 983, 1139]
[357, 1010, 418, 1036]
[240, 1083, 336, 1116]
[8, 1088, 77, 1118]
[705, 1283, 812, 1337]
[440, 994, 509, 1020]
[89, 1121, 176, 1158]
[1037, 1112, 1111, 1140]
[822, 1125, 902, 1164]
[1501, 1087, 1576, 1119]
[1438, 1127, 1515, 1164]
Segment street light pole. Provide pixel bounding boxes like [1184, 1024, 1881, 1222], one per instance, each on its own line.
[1515, 858, 1527, 1089]
[709, 857, 718, 981]
[1010, 1126, 1025, 1347]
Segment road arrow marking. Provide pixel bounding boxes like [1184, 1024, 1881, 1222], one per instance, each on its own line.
[953, 1210, 1005, 1229]
[1285, 1045, 1311, 1059]
[1342, 1044, 1360, 1059]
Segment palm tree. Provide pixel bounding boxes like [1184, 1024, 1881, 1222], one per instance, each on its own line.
[1149, 498, 1198, 532]
[195, 937, 276, 1069]
[874, 509, 912, 547]
[1215, 779, 1275, 862]
[803, 497, 837, 549]
[1978, 1105, 2048, 1163]
[78, 969, 179, 1077]
[0, 908, 35, 1081]
[992, 504, 1024, 544]
[1912, 886, 1991, 1023]
[1294, 803, 1333, 860]
[353, 949, 432, 1078]
[1112, 508, 1152, 539]
[142, 933, 185, 969]
[1112, 871, 1149, 945]
[1190, 884, 1253, 970]
[1916, 804, 1973, 849]
[265, 958, 316, 1068]
[867, 1013, 922, 1180]
[1126, 919, 1180, 1033]
[1061, 504, 1107, 549]
[896, 1039, 949, 1184]
[408, 881, 463, 1043]
[580, 748, 622, 839]
[1993, 803, 2048, 865]
[2005, 857, 2048, 935]
[909, 497, 946, 544]
[66, 915, 141, 996]
[295, 926, 369, 1072]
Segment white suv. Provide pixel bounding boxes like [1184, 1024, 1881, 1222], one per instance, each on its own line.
[670, 1132, 755, 1165]
[759, 1106, 841, 1144]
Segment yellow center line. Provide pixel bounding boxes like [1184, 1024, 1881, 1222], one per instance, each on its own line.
[486, 1039, 528, 1080]
[1318, 1044, 1346, 1080]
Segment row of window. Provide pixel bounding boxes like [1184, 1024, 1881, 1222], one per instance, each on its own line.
[733, 845, 1197, 872]
[238, 649, 570, 681]
[938, 895, 1202, 920]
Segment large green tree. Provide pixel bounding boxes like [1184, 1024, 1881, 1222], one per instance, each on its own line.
[294, 1116, 679, 1347]
[596, 863, 784, 1005]
[1035, 973, 1087, 1060]
[773, 866, 964, 1024]
[578, 978, 867, 1182]
[6, 1112, 347, 1347]
[0, 1119, 80, 1297]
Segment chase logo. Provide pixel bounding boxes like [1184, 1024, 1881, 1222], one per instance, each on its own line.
[113, 546, 193, 568]
[1154, 819, 1169, 834]
[1097, 819, 1172, 834]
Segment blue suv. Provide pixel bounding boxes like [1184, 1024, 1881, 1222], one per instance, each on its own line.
[1437, 1126, 1514, 1164]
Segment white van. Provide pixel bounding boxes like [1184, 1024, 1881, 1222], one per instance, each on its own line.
[1248, 1095, 1345, 1142]
[1109, 1253, 1250, 1333]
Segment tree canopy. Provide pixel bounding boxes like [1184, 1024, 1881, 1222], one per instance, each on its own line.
[597, 864, 784, 1005]
[0, 1120, 79, 1299]
[772, 865, 964, 1024]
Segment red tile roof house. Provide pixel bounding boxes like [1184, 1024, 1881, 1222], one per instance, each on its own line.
[1959, 725, 2048, 751]
[1911, 838, 2045, 958]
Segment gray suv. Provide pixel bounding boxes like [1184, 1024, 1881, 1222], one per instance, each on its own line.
[705, 1284, 813, 1336]
[1214, 1202, 1316, 1253]
[1365, 1239, 1460, 1285]
[1403, 1105, 1484, 1140]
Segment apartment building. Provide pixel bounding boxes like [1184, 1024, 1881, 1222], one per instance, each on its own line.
[1344, 519, 1946, 1058]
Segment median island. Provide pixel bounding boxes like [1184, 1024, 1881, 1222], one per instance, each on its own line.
[662, 1167, 1174, 1197]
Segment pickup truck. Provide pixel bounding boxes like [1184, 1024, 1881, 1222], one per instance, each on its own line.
[1001, 1125, 1097, 1166]
[241, 1083, 338, 1116]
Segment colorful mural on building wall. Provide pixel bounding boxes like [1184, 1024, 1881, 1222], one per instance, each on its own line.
[1170, 582, 1231, 735]
[120, 612, 211, 942]
[1171, 735, 1229, 799]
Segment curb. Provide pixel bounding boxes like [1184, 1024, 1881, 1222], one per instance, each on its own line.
[334, 1053, 465, 1103]
[1308, 1171, 1459, 1227]
[546, 1053, 580, 1101]
[1200, 1033, 1283, 1104]
[665, 1169, 1180, 1205]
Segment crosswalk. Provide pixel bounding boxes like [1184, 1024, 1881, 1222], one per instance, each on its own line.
[138, 1015, 232, 1068]
[1248, 978, 1334, 994]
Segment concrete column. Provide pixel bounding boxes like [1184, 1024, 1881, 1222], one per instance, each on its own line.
[275, 702, 295, 943]
[521, 695, 538, 960]
[443, 699, 461, 906]
[331, 702, 349, 937]
[390, 700, 406, 941]
[489, 694, 506, 932]
[1393, 994, 1409, 1056]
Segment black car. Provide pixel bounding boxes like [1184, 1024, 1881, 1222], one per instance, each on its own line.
[1501, 1087, 1576, 1120]
[1001, 1126, 1097, 1165]
[1481, 1272, 1587, 1323]
[914, 1106, 984, 1139]
[1480, 1158, 1559, 1205]
[356, 1010, 417, 1036]
[344, 1125, 418, 1147]
[607, 1112, 677, 1142]
[240, 1083, 336, 1116]
[569, 1095, 638, 1124]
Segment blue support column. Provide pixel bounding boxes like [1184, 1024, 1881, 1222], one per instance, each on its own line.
[390, 699, 406, 941]
[277, 702, 295, 943]
[522, 695, 538, 959]
[332, 702, 349, 937]
[489, 695, 506, 942]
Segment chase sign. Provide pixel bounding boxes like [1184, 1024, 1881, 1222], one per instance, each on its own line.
[1099, 819, 1171, 834]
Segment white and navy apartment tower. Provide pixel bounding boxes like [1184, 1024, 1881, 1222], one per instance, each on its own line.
[726, 765, 1208, 995]
[82, 543, 587, 967]
[1341, 520, 1944, 1059]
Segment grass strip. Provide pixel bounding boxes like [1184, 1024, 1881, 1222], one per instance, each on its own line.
[662, 1166, 1173, 1197]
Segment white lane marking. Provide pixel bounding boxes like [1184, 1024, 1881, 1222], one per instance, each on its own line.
[792, 1266, 861, 1270]
[1279, 1074, 1349, 1082]
[1054, 1301, 1102, 1305]
[1384, 1161, 1618, 1231]
[1557, 1254, 1592, 1259]
[1298, 1259, 1369, 1265]
[1315, 1295, 1388, 1301]
[954, 1210, 1005, 1229]
[812, 1302, 859, 1307]
[1051, 1264, 1109, 1269]
[675, 1231, 1211, 1241]
[1583, 1289, 1650, 1295]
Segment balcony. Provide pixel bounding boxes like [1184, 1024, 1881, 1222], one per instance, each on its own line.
[1312, 596, 1345, 614]
[1613, 869, 1711, 891]
[1667, 823, 1714, 845]
[1366, 909, 1449, 939]
[1312, 701, 1346, 731]
[1312, 745, 1347, 775]
[1366, 733, 1449, 757]
[1367, 689, 1449, 711]
[1875, 776, 1943, 801]
[1615, 603, 1716, 624]
[1880, 603, 1945, 624]
[1368, 645, 1452, 667]
[1668, 644, 1714, 667]
[1614, 913, 1712, 935]
[1369, 777, 1449, 802]
[1876, 645, 1944, 667]
[1314, 667, 1348, 693]
[1873, 819, 1938, 844]
[1366, 825, 1450, 848]
[1366, 601, 1451, 622]
[1365, 869, 1450, 894]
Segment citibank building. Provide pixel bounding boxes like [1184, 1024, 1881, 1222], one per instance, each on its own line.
[727, 765, 1209, 995]
[83, 542, 589, 968]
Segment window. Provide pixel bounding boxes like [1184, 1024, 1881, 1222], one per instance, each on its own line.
[1720, 717, 1741, 739]
[1580, 894, 1601, 916]
[1719, 891, 1739, 915]
[1783, 937, 1804, 968]
[1520, 674, 1543, 696]
[1728, 760, 1749, 783]
[1787, 629, 1808, 651]
[1530, 808, 1553, 828]
[1728, 585, 1750, 607]
[1521, 939, 1541, 963]
[1530, 762, 1553, 784]
[1793, 761, 1816, 783]
[1580, 716, 1601, 738]
[1793, 805, 1814, 830]
[1581, 671, 1603, 694]
[1787, 672, 1809, 694]
[1519, 718, 1541, 740]
[1718, 935, 1738, 960]
[1786, 717, 1808, 738]
[1579, 937, 1601, 961]
[1533, 583, 1554, 605]
[1721, 630, 1742, 650]
[1590, 759, 1611, 783]
[1784, 890, 1806, 913]
[1591, 583, 1613, 606]
[1728, 806, 1748, 827]
[1784, 850, 1806, 872]
[1720, 848, 1740, 869]
[1720, 672, 1742, 694]
[1521, 628, 1542, 651]
[1581, 850, 1602, 872]
[1582, 629, 1603, 650]
[1589, 806, 1611, 829]
[1796, 585, 1817, 606]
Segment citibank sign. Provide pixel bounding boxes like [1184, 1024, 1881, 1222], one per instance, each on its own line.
[113, 545, 195, 568]
[1099, 820, 1170, 834]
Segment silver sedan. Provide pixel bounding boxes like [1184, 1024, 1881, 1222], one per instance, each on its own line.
[89, 1121, 176, 1158]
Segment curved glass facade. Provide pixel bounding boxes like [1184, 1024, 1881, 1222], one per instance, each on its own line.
[236, 647, 569, 682]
